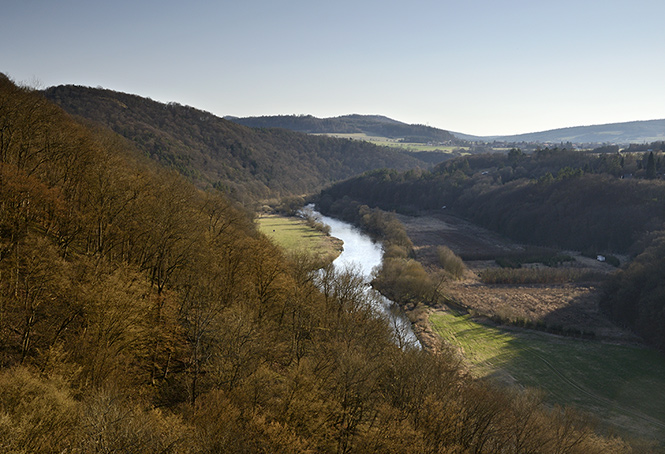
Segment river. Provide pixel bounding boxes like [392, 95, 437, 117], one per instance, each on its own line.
[313, 210, 420, 349]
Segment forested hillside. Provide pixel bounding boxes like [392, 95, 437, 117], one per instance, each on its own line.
[44, 86, 426, 202]
[0, 75, 637, 452]
[229, 113, 460, 144]
[319, 148, 665, 252]
[317, 147, 665, 352]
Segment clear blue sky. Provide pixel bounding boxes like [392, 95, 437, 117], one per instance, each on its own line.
[2, 0, 664, 135]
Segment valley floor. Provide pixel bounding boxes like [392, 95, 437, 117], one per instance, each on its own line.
[396, 210, 665, 446]
[396, 210, 634, 342]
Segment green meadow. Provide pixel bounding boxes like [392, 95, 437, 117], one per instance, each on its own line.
[430, 311, 665, 445]
[257, 214, 342, 261]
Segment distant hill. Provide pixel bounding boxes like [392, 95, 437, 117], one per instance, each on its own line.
[229, 114, 460, 144]
[455, 119, 665, 144]
[44, 86, 427, 202]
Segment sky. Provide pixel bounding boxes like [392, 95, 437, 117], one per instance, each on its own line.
[2, 0, 664, 136]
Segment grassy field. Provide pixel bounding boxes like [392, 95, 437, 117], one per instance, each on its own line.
[430, 310, 665, 445]
[257, 214, 342, 262]
[312, 132, 467, 153]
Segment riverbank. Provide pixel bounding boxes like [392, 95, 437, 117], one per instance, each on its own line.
[263, 206, 661, 447]
[258, 212, 418, 347]
[315, 212, 420, 348]
[256, 214, 343, 265]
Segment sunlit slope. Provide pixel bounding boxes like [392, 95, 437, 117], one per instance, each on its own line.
[431, 311, 665, 444]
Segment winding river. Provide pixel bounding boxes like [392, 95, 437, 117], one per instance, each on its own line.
[314, 211, 420, 348]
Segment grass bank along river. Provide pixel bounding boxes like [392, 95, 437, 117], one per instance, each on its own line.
[257, 213, 343, 264]
[258, 211, 419, 348]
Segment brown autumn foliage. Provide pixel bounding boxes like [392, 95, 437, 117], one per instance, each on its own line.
[437, 245, 466, 279]
[0, 73, 642, 452]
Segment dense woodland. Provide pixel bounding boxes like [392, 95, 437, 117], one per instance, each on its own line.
[317, 147, 665, 352]
[602, 234, 665, 351]
[0, 75, 642, 451]
[43, 86, 427, 203]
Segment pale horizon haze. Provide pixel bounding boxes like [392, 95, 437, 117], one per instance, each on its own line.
[2, 0, 664, 136]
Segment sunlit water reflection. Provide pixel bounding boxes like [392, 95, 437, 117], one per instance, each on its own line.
[313, 210, 421, 349]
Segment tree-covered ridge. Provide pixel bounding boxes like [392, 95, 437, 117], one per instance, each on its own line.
[227, 114, 364, 134]
[319, 147, 665, 253]
[44, 85, 426, 202]
[229, 113, 460, 144]
[0, 74, 636, 452]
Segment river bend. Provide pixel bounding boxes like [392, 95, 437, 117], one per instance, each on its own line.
[315, 211, 420, 348]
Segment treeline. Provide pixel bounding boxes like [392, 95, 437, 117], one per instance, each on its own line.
[601, 233, 665, 351]
[230, 113, 460, 144]
[229, 114, 364, 134]
[43, 86, 426, 203]
[459, 174, 665, 253]
[319, 148, 665, 352]
[0, 75, 637, 451]
[480, 268, 605, 286]
[320, 148, 665, 253]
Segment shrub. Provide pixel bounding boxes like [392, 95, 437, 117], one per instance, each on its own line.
[436, 246, 466, 279]
[0, 367, 79, 453]
[604, 255, 621, 267]
[480, 268, 605, 285]
[494, 248, 575, 268]
[374, 258, 436, 303]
